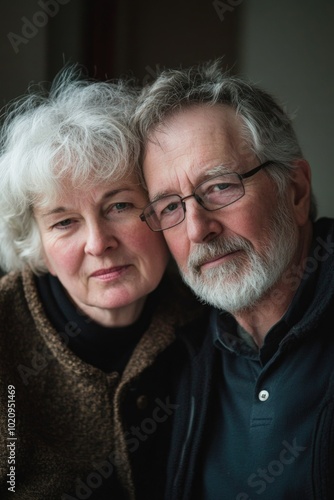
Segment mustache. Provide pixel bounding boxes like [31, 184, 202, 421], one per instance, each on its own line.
[187, 235, 253, 272]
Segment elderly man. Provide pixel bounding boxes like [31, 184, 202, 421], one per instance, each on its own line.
[133, 59, 334, 499]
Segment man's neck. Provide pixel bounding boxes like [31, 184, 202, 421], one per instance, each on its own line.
[234, 299, 290, 348]
[234, 221, 314, 347]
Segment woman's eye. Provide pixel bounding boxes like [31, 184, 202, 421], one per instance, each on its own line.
[54, 218, 72, 229]
[115, 202, 130, 210]
[109, 202, 134, 213]
[105, 202, 136, 219]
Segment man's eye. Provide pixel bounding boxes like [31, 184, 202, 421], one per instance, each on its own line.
[161, 202, 180, 215]
[202, 181, 237, 200]
[211, 182, 231, 192]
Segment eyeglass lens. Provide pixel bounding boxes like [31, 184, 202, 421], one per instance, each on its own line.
[145, 172, 244, 230]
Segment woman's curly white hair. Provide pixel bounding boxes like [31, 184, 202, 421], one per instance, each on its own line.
[0, 65, 140, 274]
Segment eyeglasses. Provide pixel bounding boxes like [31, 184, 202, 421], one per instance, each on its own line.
[140, 161, 273, 231]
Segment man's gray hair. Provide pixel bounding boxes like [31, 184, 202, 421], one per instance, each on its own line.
[133, 58, 317, 220]
[0, 65, 140, 274]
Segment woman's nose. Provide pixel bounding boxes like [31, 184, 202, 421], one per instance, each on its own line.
[84, 222, 117, 256]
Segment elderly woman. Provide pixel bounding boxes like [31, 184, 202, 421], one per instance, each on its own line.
[0, 68, 203, 500]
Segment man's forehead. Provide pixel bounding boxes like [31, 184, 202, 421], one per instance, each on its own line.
[146, 104, 241, 150]
[142, 104, 252, 199]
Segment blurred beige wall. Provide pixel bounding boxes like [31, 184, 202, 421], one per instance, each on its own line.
[239, 0, 334, 218]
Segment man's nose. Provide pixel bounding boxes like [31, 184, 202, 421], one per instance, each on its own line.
[184, 198, 222, 244]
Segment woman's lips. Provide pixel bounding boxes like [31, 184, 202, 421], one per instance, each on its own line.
[90, 265, 130, 280]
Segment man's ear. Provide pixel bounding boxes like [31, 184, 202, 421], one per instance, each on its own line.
[290, 159, 312, 226]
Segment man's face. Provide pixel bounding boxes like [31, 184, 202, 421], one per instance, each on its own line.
[142, 104, 302, 312]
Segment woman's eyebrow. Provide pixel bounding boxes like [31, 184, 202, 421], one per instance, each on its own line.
[40, 206, 68, 218]
[102, 188, 135, 200]
[39, 187, 138, 217]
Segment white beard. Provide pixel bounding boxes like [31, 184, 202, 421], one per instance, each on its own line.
[180, 198, 299, 313]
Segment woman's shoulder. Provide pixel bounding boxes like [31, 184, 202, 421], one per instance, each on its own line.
[0, 271, 28, 349]
[0, 269, 23, 295]
[0, 268, 39, 317]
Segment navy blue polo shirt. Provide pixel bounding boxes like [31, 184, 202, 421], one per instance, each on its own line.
[197, 263, 333, 499]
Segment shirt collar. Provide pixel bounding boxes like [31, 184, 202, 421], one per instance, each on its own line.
[212, 243, 319, 364]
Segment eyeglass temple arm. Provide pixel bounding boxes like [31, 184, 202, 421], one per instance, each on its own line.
[240, 160, 273, 180]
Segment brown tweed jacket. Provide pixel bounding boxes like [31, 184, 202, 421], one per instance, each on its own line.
[0, 268, 203, 500]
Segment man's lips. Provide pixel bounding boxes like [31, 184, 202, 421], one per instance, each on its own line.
[90, 266, 129, 278]
[199, 250, 240, 270]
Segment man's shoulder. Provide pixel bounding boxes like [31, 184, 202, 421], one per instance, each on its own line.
[314, 216, 334, 239]
[172, 298, 214, 361]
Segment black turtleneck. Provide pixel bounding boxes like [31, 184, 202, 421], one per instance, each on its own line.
[36, 273, 160, 374]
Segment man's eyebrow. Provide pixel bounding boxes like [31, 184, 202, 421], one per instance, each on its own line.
[150, 190, 175, 202]
[149, 165, 234, 202]
[205, 164, 232, 176]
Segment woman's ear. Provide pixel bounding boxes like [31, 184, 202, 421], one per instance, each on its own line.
[290, 159, 312, 226]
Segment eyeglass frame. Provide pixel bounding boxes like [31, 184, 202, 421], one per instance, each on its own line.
[140, 160, 273, 231]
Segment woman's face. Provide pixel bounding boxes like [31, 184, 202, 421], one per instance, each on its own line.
[34, 174, 170, 326]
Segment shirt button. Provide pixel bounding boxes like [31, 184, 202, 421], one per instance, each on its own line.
[258, 390, 269, 401]
[136, 395, 148, 410]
